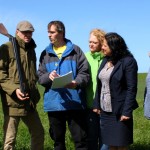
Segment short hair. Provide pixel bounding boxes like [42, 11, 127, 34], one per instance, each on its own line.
[48, 20, 65, 38]
[90, 29, 106, 46]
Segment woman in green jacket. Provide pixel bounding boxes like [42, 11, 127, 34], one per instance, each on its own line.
[85, 29, 109, 150]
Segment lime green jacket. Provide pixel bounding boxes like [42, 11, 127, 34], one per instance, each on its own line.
[0, 35, 40, 116]
[85, 51, 104, 108]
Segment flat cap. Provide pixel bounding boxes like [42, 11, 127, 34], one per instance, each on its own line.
[17, 21, 34, 32]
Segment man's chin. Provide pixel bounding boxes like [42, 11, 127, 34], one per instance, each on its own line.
[25, 39, 31, 43]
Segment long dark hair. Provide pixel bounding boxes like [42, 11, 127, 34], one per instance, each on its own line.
[105, 32, 133, 64]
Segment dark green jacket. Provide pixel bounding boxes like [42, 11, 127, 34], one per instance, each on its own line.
[0, 35, 40, 116]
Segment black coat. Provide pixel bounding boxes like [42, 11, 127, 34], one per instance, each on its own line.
[93, 56, 139, 117]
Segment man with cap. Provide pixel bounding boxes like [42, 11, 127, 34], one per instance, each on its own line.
[0, 20, 44, 150]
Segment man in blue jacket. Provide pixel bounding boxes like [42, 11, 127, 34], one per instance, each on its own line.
[38, 20, 89, 150]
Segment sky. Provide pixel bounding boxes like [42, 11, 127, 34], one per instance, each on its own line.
[0, 0, 150, 73]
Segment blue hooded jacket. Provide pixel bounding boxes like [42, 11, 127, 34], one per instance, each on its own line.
[38, 39, 89, 111]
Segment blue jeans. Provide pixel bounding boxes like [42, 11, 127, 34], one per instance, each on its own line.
[100, 144, 109, 150]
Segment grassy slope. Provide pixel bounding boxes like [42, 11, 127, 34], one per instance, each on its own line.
[0, 73, 150, 149]
[130, 73, 150, 150]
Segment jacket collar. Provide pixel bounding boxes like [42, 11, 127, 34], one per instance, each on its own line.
[99, 57, 122, 78]
[45, 38, 74, 57]
[90, 51, 104, 60]
[16, 35, 36, 50]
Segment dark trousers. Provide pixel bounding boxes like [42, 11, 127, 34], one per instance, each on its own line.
[86, 109, 109, 150]
[86, 109, 100, 150]
[48, 110, 88, 150]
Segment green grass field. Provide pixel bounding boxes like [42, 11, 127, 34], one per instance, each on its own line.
[0, 73, 150, 150]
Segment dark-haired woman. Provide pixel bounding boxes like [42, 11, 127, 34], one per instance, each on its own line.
[93, 32, 138, 150]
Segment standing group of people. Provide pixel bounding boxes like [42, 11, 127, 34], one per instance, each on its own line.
[0, 20, 138, 150]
